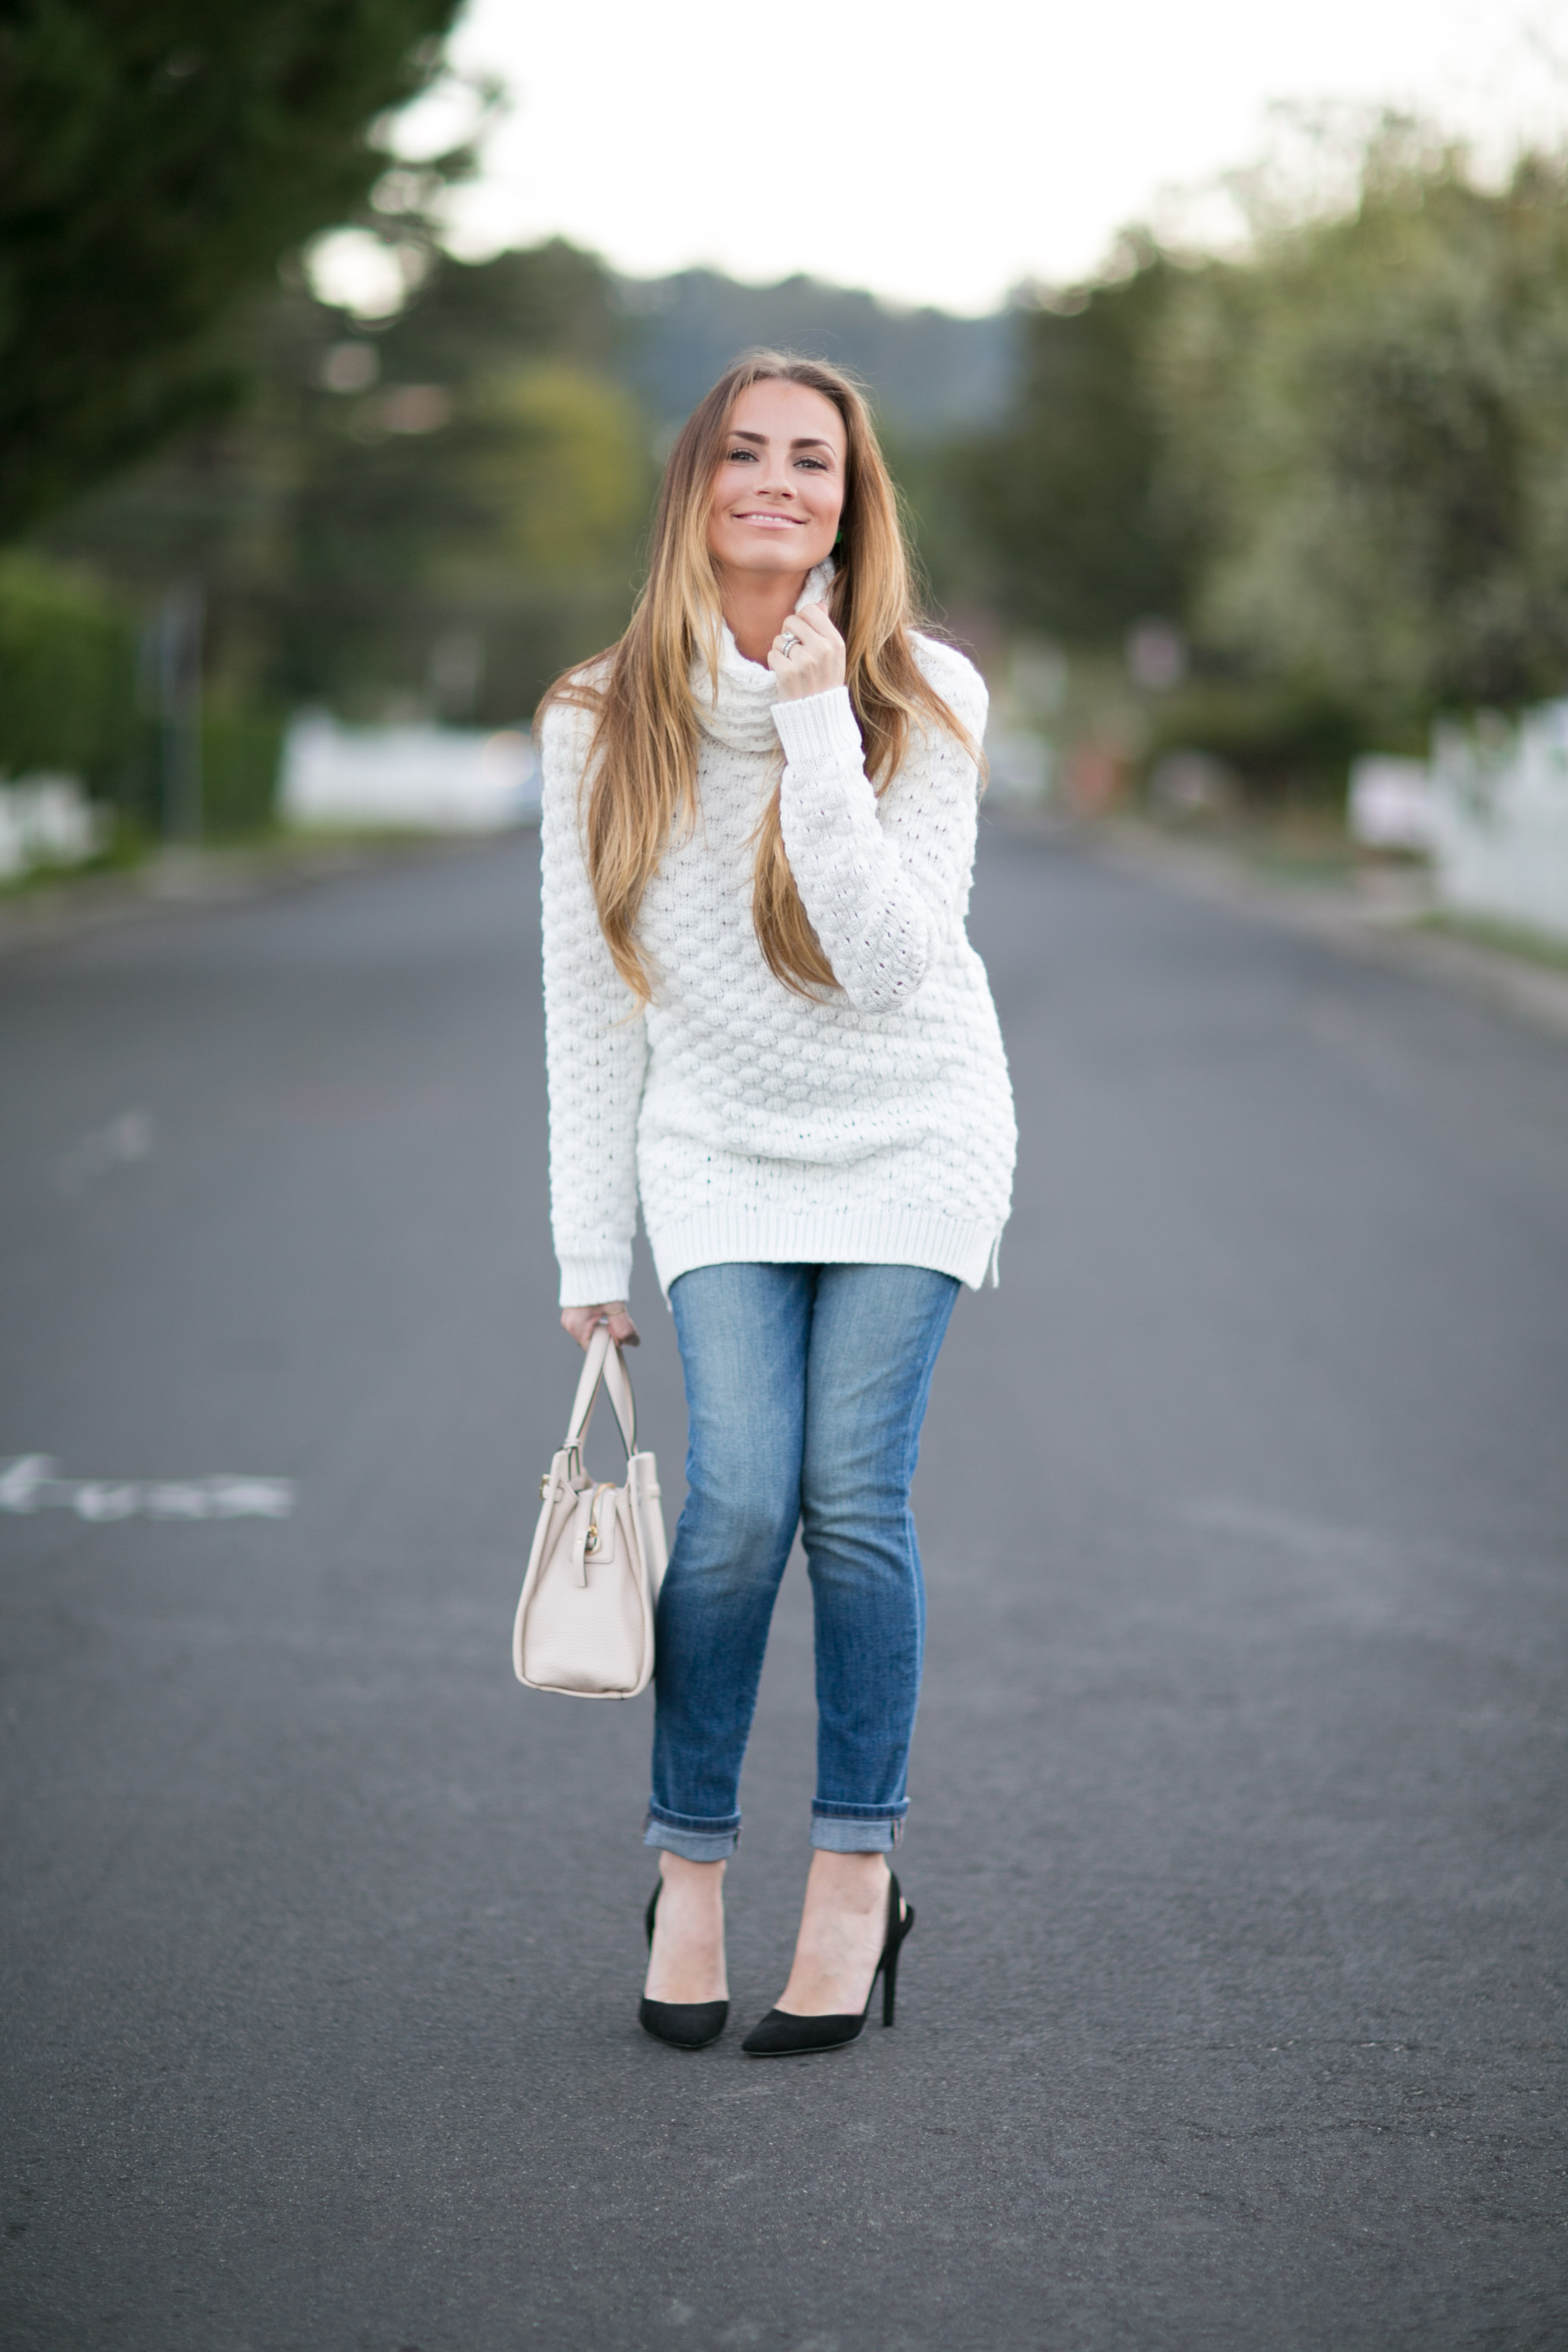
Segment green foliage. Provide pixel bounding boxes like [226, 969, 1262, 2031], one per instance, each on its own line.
[461, 366, 650, 581]
[1142, 678, 1364, 794]
[201, 703, 286, 836]
[957, 244, 1195, 645]
[391, 241, 625, 380]
[0, 551, 138, 788]
[42, 245, 656, 727]
[20, 221, 1004, 751]
[961, 137, 1568, 785]
[0, 0, 465, 539]
[0, 553, 284, 834]
[277, 347, 655, 716]
[1162, 149, 1568, 732]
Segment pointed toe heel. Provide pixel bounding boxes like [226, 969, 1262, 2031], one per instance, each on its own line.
[742, 1872, 914, 2058]
[639, 1882, 728, 2050]
[741, 2005, 865, 2056]
[639, 1994, 729, 2050]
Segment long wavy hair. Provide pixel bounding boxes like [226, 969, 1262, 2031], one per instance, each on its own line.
[540, 350, 975, 1001]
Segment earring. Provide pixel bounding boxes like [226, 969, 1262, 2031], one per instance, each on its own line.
[833, 527, 844, 551]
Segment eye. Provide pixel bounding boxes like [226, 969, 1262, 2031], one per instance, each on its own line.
[795, 456, 829, 471]
[725, 445, 757, 462]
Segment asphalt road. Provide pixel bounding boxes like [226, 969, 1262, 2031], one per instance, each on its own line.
[2, 823, 1565, 2352]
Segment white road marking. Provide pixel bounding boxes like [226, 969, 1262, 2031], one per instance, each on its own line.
[56, 1109, 154, 1196]
[0, 1457, 295, 1520]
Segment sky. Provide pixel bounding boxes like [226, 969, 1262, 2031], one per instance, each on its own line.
[371, 0, 1568, 316]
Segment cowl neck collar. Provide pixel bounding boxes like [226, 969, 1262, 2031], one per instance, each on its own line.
[692, 559, 835, 755]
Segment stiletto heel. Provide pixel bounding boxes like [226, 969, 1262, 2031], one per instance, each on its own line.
[742, 1872, 912, 2057]
[638, 1883, 728, 2051]
[881, 1886, 913, 2027]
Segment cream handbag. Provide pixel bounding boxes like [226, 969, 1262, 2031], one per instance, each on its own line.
[512, 1324, 668, 1699]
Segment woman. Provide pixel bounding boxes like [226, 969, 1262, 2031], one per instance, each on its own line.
[539, 352, 1015, 2056]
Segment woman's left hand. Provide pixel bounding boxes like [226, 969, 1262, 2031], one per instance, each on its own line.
[769, 600, 846, 701]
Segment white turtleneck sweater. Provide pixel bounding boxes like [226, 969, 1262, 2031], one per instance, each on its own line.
[539, 571, 1016, 1306]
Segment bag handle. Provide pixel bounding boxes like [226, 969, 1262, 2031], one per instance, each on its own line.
[598, 1339, 637, 1455]
[563, 1322, 637, 1459]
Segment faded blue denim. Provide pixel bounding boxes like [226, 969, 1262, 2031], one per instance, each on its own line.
[644, 1261, 959, 1861]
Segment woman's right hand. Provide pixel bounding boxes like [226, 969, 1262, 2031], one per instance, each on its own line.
[560, 1302, 640, 1350]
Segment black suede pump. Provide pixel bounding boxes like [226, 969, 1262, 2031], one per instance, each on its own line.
[637, 1883, 729, 2051]
[741, 1870, 913, 2057]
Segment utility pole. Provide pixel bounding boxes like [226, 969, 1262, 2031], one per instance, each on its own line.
[157, 578, 204, 843]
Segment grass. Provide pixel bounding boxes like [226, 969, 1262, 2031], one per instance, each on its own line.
[0, 829, 147, 899]
[1418, 909, 1568, 973]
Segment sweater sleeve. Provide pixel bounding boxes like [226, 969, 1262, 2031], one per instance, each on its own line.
[770, 653, 988, 1014]
[539, 697, 649, 1307]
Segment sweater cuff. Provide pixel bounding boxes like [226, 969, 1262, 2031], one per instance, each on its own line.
[771, 685, 864, 770]
[558, 1249, 634, 1309]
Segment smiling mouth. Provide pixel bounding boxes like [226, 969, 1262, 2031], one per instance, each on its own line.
[733, 511, 804, 526]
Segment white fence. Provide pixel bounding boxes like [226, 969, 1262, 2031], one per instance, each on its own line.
[1348, 756, 1437, 853]
[280, 713, 539, 833]
[0, 776, 104, 880]
[983, 728, 1053, 805]
[1428, 702, 1568, 942]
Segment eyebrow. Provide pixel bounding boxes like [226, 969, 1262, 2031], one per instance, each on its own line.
[729, 429, 839, 453]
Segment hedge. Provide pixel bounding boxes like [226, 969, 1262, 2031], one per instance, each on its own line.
[0, 554, 282, 836]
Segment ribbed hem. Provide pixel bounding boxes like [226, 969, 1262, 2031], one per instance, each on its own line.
[771, 685, 864, 770]
[649, 1203, 1001, 1295]
[557, 1248, 634, 1309]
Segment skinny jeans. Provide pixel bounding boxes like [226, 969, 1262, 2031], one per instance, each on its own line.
[644, 1260, 959, 1861]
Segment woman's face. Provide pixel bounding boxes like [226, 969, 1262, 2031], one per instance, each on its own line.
[706, 380, 847, 582]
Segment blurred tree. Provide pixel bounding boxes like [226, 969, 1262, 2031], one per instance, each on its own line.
[462, 365, 651, 581]
[1161, 143, 1568, 735]
[276, 345, 653, 718]
[42, 244, 655, 726]
[960, 134, 1568, 794]
[387, 240, 624, 381]
[0, 0, 466, 540]
[957, 241, 1197, 645]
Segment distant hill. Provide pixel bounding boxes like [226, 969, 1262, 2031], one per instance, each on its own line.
[611, 268, 1016, 442]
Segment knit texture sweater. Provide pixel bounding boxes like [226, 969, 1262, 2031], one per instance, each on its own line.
[540, 570, 1016, 1306]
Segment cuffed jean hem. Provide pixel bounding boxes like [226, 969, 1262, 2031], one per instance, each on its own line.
[643, 1810, 739, 1863]
[810, 1806, 906, 1854]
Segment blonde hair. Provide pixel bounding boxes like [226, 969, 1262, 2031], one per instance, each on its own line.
[540, 350, 975, 1001]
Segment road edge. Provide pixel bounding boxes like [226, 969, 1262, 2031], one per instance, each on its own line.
[993, 812, 1568, 1047]
[0, 832, 530, 963]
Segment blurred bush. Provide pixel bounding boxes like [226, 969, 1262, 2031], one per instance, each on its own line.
[0, 555, 287, 840]
[0, 552, 138, 794]
[200, 703, 287, 837]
